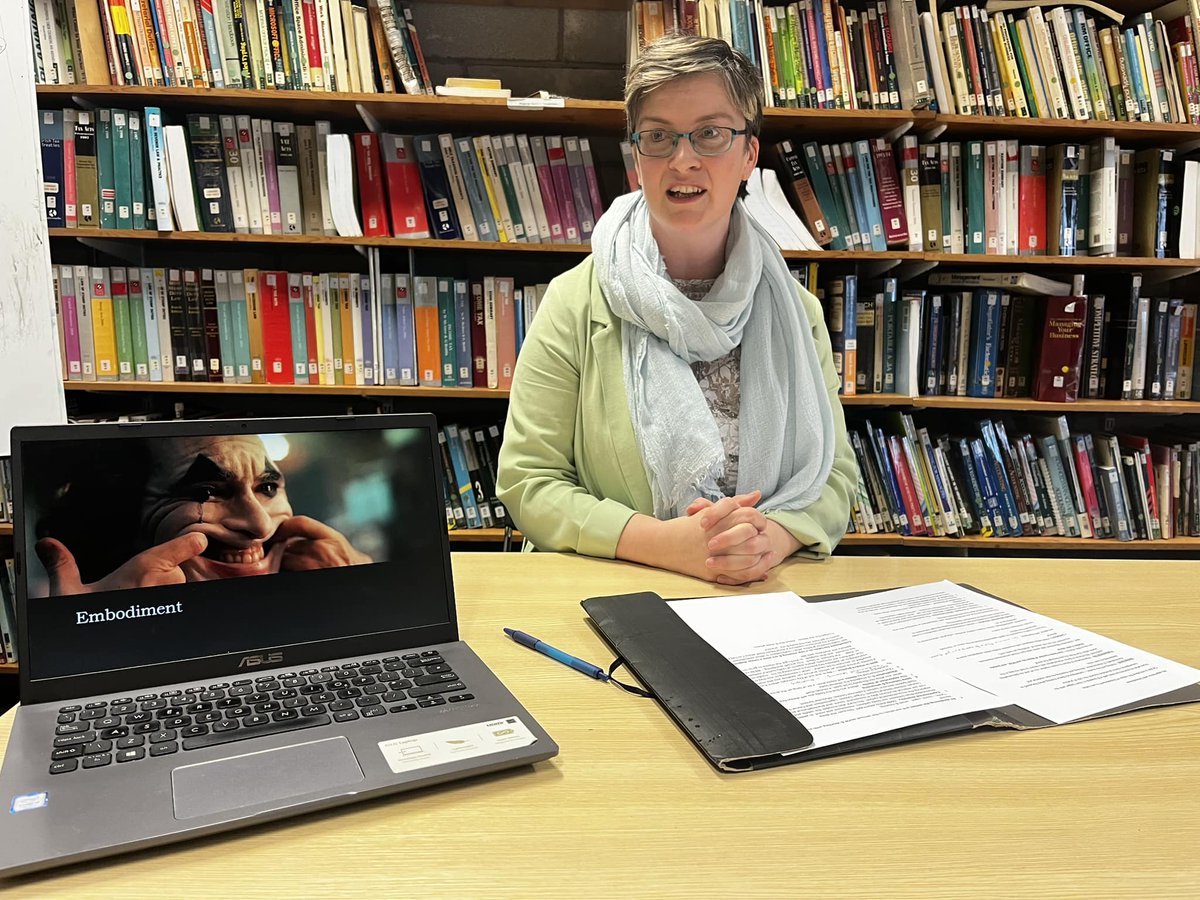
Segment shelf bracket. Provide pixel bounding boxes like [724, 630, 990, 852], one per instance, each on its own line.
[857, 257, 905, 278]
[881, 120, 913, 145]
[76, 238, 146, 266]
[894, 259, 939, 281]
[919, 122, 947, 142]
[354, 103, 383, 134]
[1174, 136, 1200, 155]
[1142, 265, 1200, 286]
[69, 93, 99, 111]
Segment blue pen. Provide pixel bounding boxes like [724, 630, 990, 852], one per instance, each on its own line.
[504, 628, 609, 682]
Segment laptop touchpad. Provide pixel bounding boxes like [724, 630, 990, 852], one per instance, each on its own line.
[172, 736, 365, 820]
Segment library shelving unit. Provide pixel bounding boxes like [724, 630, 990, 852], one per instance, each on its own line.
[0, 523, 11, 675]
[35, 0, 1200, 559]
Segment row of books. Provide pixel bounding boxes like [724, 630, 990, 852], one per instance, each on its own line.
[436, 422, 513, 533]
[632, 1, 1200, 127]
[825, 272, 1200, 402]
[0, 558, 17, 665]
[775, 135, 1193, 258]
[923, 3, 1200, 124]
[29, 0, 435, 95]
[846, 412, 1200, 542]
[52, 264, 546, 389]
[630, 0, 936, 111]
[39, 107, 607, 244]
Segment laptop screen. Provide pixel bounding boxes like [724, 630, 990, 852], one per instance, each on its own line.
[15, 417, 452, 684]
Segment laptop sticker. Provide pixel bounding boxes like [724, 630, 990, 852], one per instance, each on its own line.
[10, 792, 48, 814]
[378, 717, 537, 775]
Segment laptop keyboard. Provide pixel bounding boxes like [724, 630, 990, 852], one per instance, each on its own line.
[46, 651, 473, 774]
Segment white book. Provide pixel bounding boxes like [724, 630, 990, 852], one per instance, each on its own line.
[250, 120, 273, 233]
[159, 0, 190, 86]
[1028, 9, 1070, 118]
[900, 135, 923, 252]
[219, 116, 250, 233]
[941, 11, 973, 114]
[760, 168, 822, 251]
[235, 116, 264, 233]
[1047, 8, 1087, 119]
[151, 267, 173, 382]
[1088, 137, 1117, 257]
[353, 3, 374, 92]
[143, 110, 175, 230]
[248, 0, 275, 87]
[316, 122, 337, 235]
[73, 265, 96, 381]
[956, 293, 973, 396]
[438, 133, 479, 242]
[1004, 140, 1019, 255]
[326, 134, 363, 237]
[214, 0, 243, 86]
[502, 134, 542, 244]
[1180, 161, 1199, 260]
[329, 0, 352, 93]
[483, 275, 499, 389]
[920, 11, 952, 116]
[163, 125, 200, 231]
[515, 134, 551, 243]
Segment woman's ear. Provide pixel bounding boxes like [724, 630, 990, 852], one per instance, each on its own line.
[742, 135, 760, 180]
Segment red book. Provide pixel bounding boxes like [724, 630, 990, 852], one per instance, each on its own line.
[302, 274, 319, 385]
[380, 133, 430, 238]
[1018, 146, 1046, 255]
[870, 138, 908, 247]
[470, 280, 488, 387]
[354, 132, 390, 237]
[301, 0, 324, 85]
[888, 434, 929, 536]
[1033, 296, 1088, 402]
[259, 270, 294, 385]
[1072, 434, 1104, 538]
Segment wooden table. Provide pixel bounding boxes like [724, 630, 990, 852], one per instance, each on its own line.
[2, 554, 1198, 897]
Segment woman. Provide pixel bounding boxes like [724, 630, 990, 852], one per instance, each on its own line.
[497, 34, 857, 585]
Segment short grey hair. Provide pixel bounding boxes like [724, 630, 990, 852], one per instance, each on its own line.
[624, 34, 765, 139]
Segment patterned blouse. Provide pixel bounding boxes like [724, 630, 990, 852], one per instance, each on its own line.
[674, 278, 741, 496]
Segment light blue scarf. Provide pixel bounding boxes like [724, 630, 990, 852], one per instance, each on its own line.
[592, 191, 835, 519]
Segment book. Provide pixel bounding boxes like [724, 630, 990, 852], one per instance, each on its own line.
[926, 272, 1071, 295]
[1033, 296, 1089, 402]
[583, 580, 1200, 770]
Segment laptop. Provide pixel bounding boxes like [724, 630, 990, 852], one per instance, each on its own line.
[0, 414, 558, 878]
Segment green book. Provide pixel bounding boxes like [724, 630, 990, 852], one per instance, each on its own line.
[112, 109, 132, 229]
[437, 278, 457, 387]
[127, 269, 150, 379]
[97, 108, 116, 229]
[228, 270, 253, 384]
[286, 273, 309, 384]
[801, 142, 850, 250]
[129, 111, 146, 230]
[966, 141, 986, 254]
[492, 146, 528, 242]
[1007, 15, 1039, 118]
[329, 277, 344, 385]
[110, 266, 136, 380]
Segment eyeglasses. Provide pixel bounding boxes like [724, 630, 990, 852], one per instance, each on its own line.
[630, 125, 750, 158]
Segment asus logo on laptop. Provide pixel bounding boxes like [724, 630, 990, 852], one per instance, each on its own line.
[238, 652, 284, 668]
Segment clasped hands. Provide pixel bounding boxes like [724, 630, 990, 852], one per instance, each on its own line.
[681, 489, 800, 585]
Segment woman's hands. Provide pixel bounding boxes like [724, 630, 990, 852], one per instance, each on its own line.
[616, 490, 800, 586]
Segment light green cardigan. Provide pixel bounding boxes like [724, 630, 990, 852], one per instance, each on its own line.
[496, 256, 858, 559]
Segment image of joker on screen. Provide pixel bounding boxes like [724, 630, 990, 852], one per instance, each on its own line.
[34, 435, 372, 596]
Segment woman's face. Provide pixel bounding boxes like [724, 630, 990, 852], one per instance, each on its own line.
[633, 72, 759, 247]
[139, 435, 294, 581]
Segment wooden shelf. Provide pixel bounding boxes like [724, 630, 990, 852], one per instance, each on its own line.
[62, 381, 1200, 413]
[762, 108, 921, 140]
[842, 533, 1200, 551]
[0, 524, 12, 537]
[49, 227, 1200, 272]
[0, 663, 16, 675]
[448, 528, 523, 544]
[47, 228, 591, 254]
[63, 381, 511, 399]
[908, 396, 1200, 414]
[35, 85, 627, 132]
[920, 113, 1200, 147]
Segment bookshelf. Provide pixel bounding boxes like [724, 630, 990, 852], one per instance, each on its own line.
[30, 2, 1200, 559]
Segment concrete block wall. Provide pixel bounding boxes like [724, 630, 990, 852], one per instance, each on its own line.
[406, 2, 629, 102]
